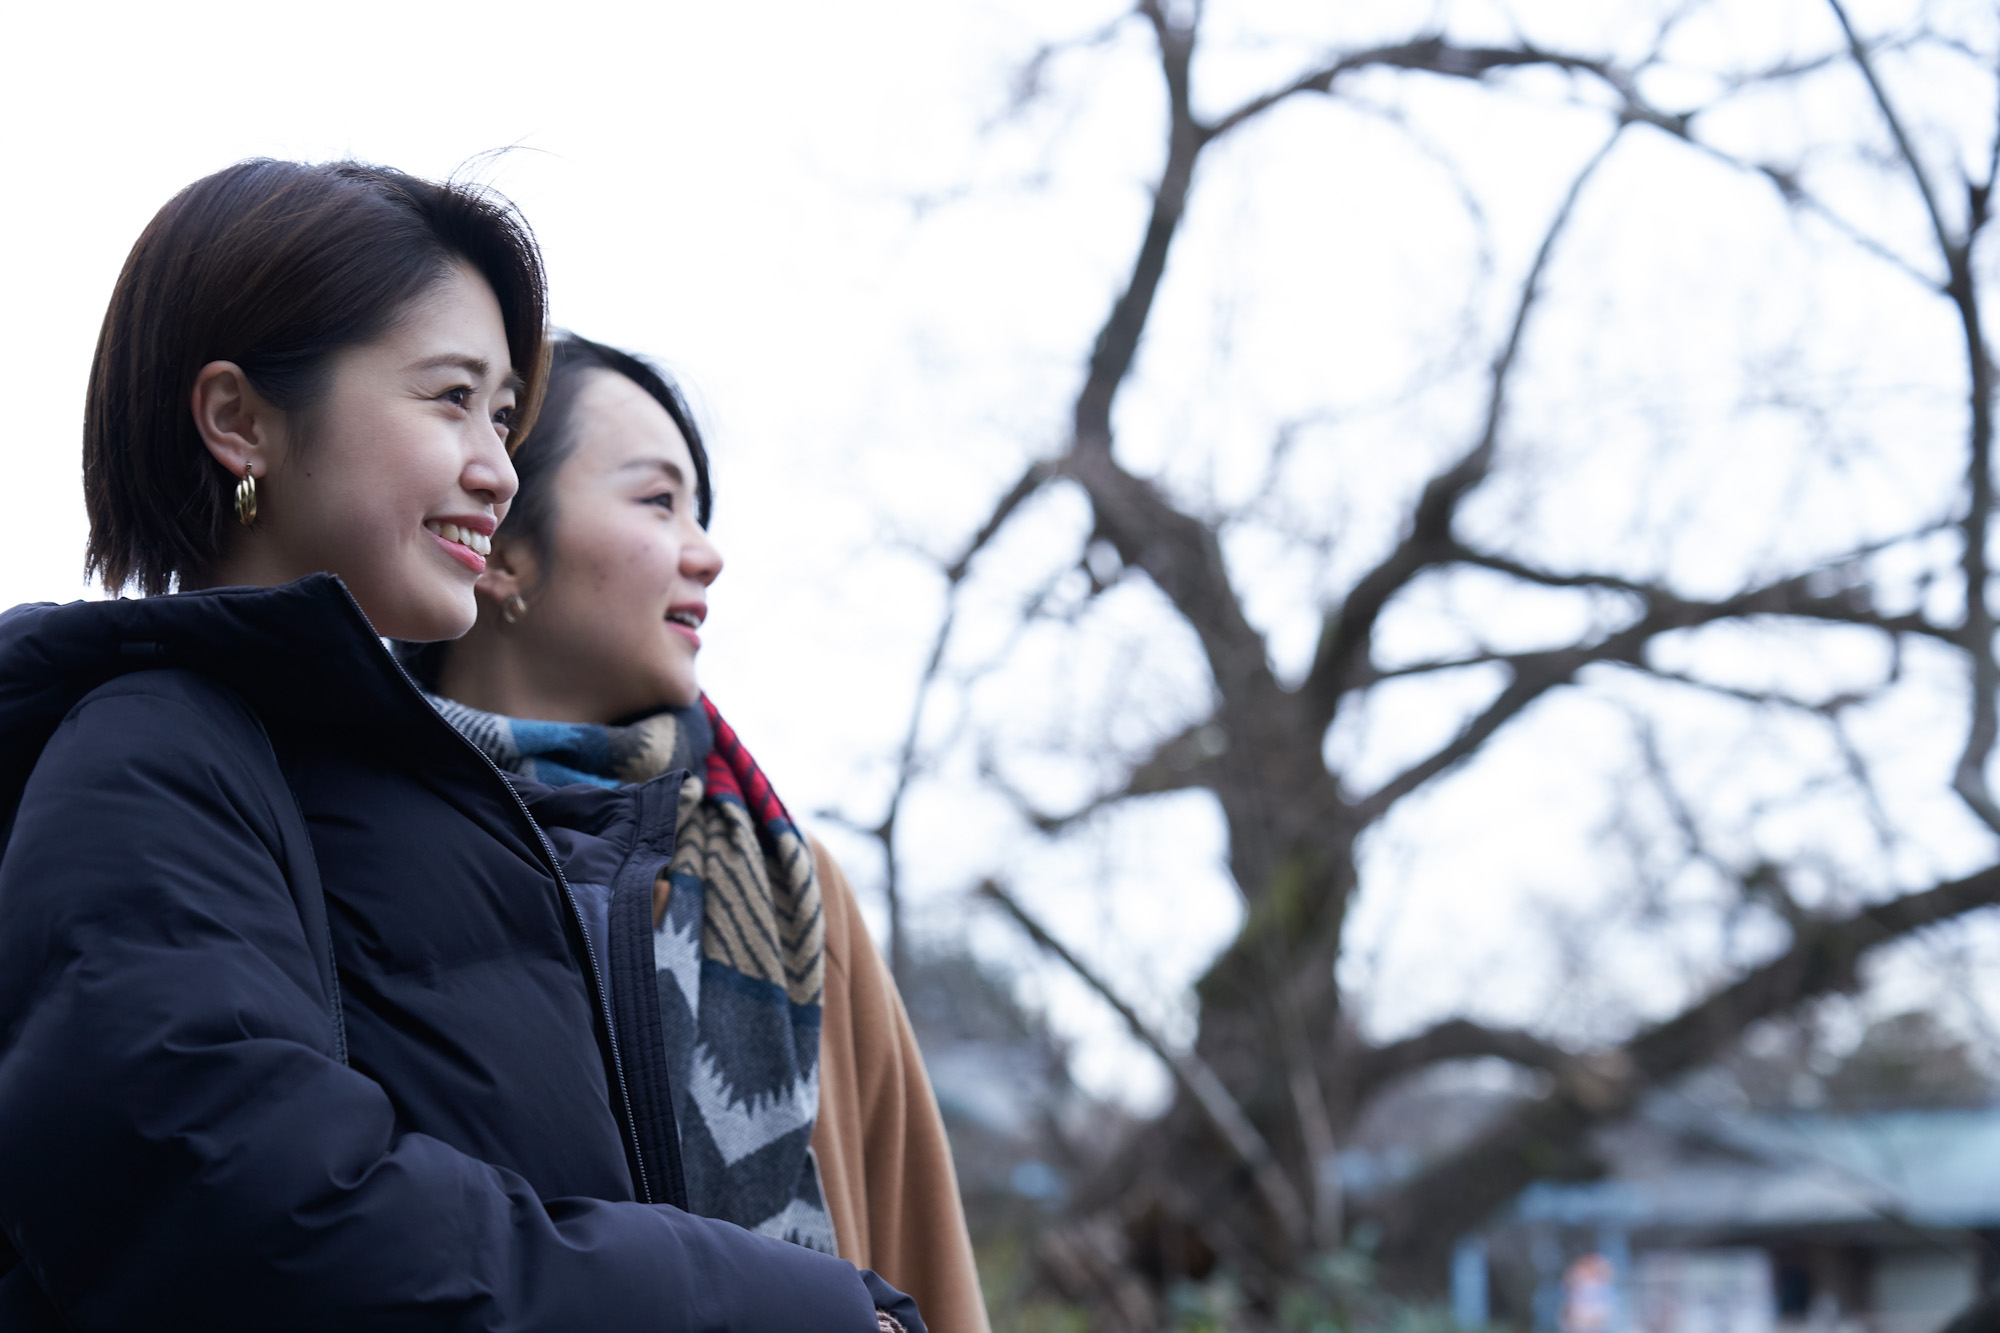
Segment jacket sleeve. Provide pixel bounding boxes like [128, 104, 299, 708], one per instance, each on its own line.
[810, 840, 992, 1333]
[0, 675, 880, 1332]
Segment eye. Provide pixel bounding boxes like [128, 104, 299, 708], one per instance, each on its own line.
[644, 492, 676, 513]
[494, 404, 518, 432]
[440, 385, 473, 410]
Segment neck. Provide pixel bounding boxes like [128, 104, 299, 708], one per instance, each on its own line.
[436, 610, 621, 724]
[185, 532, 306, 593]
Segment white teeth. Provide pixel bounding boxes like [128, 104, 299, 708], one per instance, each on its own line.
[427, 521, 491, 556]
[669, 610, 700, 628]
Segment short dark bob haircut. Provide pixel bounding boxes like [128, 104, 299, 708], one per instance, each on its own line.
[83, 158, 550, 597]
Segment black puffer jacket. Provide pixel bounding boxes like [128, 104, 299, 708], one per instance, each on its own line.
[0, 574, 921, 1332]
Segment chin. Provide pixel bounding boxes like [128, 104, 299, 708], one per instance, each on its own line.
[365, 584, 478, 643]
[655, 671, 700, 711]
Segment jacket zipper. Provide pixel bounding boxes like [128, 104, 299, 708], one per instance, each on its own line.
[347, 590, 656, 1207]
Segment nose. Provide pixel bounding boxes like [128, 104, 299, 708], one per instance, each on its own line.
[463, 428, 519, 510]
[683, 524, 724, 587]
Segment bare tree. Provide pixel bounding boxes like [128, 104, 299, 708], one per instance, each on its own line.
[832, 0, 2000, 1319]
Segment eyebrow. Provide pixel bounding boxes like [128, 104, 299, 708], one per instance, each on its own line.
[406, 353, 527, 394]
[618, 458, 687, 485]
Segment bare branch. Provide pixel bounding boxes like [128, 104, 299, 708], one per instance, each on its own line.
[1352, 646, 1598, 824]
[1822, 0, 2000, 841]
[1362, 651, 1517, 684]
[1351, 572, 1931, 825]
[1453, 542, 1956, 640]
[1355, 1018, 1576, 1099]
[986, 716, 1227, 835]
[946, 459, 1058, 582]
[1624, 714, 1824, 942]
[1637, 666, 1878, 716]
[841, 456, 1062, 980]
[1072, 3, 1197, 453]
[978, 878, 1312, 1245]
[1716, 50, 1849, 92]
[1287, 1041, 1342, 1245]
[1828, 711, 1904, 859]
[1200, 39, 1658, 144]
[1825, 0, 1956, 258]
[1538, 49, 1953, 291]
[991, 17, 1128, 127]
[1818, 11, 1998, 844]
[809, 808, 882, 837]
[1302, 131, 1625, 732]
[1983, 56, 2000, 200]
[1029, 6, 1307, 724]
[1636, 864, 2000, 1076]
[1756, 162, 1945, 289]
[1375, 859, 2000, 1282]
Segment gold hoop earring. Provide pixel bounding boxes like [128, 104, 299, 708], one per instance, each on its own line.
[233, 472, 258, 527]
[501, 593, 528, 625]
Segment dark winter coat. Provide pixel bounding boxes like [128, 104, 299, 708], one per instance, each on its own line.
[0, 574, 922, 1332]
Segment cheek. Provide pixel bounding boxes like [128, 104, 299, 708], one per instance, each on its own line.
[309, 407, 446, 536]
[548, 519, 671, 617]
[578, 517, 680, 596]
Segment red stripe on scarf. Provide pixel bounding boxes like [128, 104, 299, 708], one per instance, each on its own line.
[701, 695, 791, 829]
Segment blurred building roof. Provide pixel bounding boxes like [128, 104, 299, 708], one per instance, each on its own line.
[1514, 1105, 2000, 1238]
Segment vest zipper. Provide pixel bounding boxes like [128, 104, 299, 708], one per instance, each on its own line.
[451, 734, 654, 1204]
[509, 790, 655, 1207]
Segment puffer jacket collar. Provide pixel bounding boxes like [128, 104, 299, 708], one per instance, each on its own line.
[0, 573, 468, 841]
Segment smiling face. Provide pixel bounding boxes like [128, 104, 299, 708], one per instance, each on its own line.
[193, 262, 521, 640]
[476, 368, 724, 721]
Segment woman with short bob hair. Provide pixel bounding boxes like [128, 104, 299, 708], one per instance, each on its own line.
[0, 160, 920, 1332]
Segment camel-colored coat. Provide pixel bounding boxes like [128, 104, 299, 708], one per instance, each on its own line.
[810, 842, 992, 1333]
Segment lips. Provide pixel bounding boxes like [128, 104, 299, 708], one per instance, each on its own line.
[666, 604, 704, 650]
[425, 519, 491, 574]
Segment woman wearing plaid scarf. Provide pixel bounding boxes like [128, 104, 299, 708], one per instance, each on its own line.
[415, 335, 988, 1333]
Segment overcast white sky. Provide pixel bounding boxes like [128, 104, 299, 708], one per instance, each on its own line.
[8, 0, 1998, 1108]
[5, 0, 1213, 1097]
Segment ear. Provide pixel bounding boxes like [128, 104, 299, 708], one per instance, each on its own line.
[190, 361, 282, 480]
[475, 538, 541, 610]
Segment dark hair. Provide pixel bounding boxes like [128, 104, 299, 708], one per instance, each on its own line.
[500, 333, 713, 567]
[83, 158, 550, 596]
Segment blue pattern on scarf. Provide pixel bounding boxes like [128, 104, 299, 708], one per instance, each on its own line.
[423, 692, 836, 1255]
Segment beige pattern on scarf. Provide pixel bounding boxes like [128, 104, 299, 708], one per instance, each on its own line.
[656, 771, 826, 1009]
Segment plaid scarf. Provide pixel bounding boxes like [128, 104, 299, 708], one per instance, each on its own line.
[425, 692, 836, 1253]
